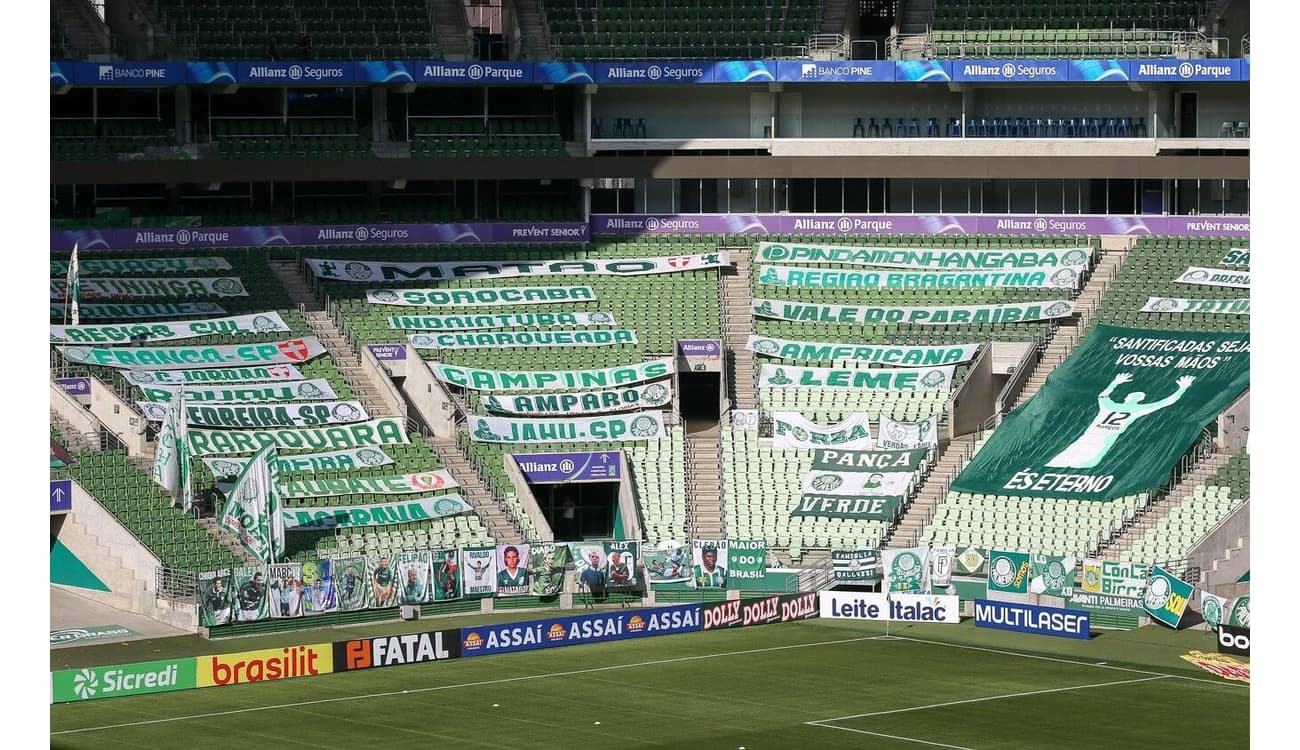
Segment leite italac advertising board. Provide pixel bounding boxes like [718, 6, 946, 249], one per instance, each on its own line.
[974, 599, 1091, 640]
[818, 593, 960, 623]
[459, 604, 702, 656]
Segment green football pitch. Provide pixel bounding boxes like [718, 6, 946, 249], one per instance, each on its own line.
[50, 615, 1248, 749]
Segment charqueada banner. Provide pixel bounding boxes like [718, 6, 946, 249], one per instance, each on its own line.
[389, 312, 617, 330]
[752, 298, 1076, 326]
[301, 559, 338, 615]
[643, 545, 691, 584]
[431, 548, 462, 601]
[60, 337, 326, 370]
[877, 416, 939, 450]
[1029, 554, 1077, 597]
[482, 381, 672, 416]
[231, 565, 269, 622]
[51, 276, 249, 299]
[529, 543, 570, 597]
[201, 447, 394, 478]
[51, 256, 233, 275]
[186, 417, 410, 457]
[430, 357, 673, 392]
[747, 335, 979, 366]
[140, 378, 338, 404]
[51, 312, 290, 344]
[496, 543, 532, 597]
[755, 242, 1091, 269]
[1141, 297, 1250, 315]
[280, 496, 471, 531]
[137, 400, 369, 428]
[759, 363, 955, 390]
[51, 302, 229, 320]
[461, 547, 498, 596]
[1173, 267, 1250, 289]
[772, 412, 873, 450]
[308, 252, 729, 281]
[987, 550, 1032, 594]
[467, 412, 665, 443]
[278, 470, 458, 499]
[268, 562, 304, 618]
[757, 264, 1081, 290]
[883, 547, 930, 593]
[832, 549, 880, 582]
[1143, 564, 1195, 628]
[364, 286, 596, 307]
[123, 364, 304, 386]
[198, 569, 233, 627]
[410, 329, 638, 350]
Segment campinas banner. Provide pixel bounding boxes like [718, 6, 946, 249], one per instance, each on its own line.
[751, 298, 1075, 326]
[430, 357, 673, 391]
[754, 242, 1091, 269]
[952, 325, 1249, 500]
[468, 412, 665, 443]
[308, 252, 728, 281]
[51, 311, 290, 344]
[60, 337, 326, 370]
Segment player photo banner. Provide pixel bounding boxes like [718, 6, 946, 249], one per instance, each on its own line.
[409, 329, 638, 350]
[430, 357, 673, 392]
[60, 337, 326, 370]
[280, 496, 471, 531]
[431, 548, 462, 602]
[883, 546, 929, 593]
[202, 447, 393, 478]
[606, 541, 640, 589]
[483, 381, 672, 416]
[1141, 297, 1250, 315]
[877, 416, 939, 450]
[139, 379, 338, 404]
[530, 543, 571, 597]
[364, 286, 596, 307]
[308, 252, 729, 281]
[747, 336, 980, 367]
[757, 264, 1081, 290]
[772, 412, 873, 450]
[644, 545, 691, 584]
[198, 569, 233, 627]
[51, 312, 290, 345]
[496, 543, 532, 597]
[231, 565, 269, 622]
[1173, 267, 1250, 289]
[832, 549, 881, 582]
[755, 242, 1091, 270]
[461, 547, 498, 597]
[137, 400, 369, 428]
[367, 555, 400, 609]
[396, 551, 432, 606]
[751, 298, 1076, 326]
[1030, 554, 1077, 597]
[268, 562, 304, 619]
[389, 312, 618, 330]
[468, 412, 665, 443]
[124, 364, 305, 386]
[187, 418, 410, 457]
[759, 364, 955, 390]
[690, 540, 729, 589]
[50, 276, 249, 299]
[1143, 564, 1195, 628]
[331, 556, 369, 611]
[301, 559, 338, 615]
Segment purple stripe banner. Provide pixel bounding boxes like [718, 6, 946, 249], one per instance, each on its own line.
[50, 223, 590, 251]
[590, 214, 1249, 237]
[513, 451, 622, 483]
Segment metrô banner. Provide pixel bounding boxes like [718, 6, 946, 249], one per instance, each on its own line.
[308, 252, 728, 281]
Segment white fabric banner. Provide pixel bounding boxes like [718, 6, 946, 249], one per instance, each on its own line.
[307, 252, 729, 281]
[202, 447, 394, 478]
[883, 546, 931, 594]
[1141, 297, 1250, 315]
[468, 412, 666, 443]
[123, 364, 304, 386]
[755, 242, 1091, 269]
[801, 470, 913, 498]
[388, 312, 617, 330]
[410, 329, 638, 350]
[771, 412, 874, 450]
[61, 337, 326, 370]
[51, 256, 233, 275]
[365, 286, 596, 307]
[51, 276, 249, 299]
[751, 298, 1075, 325]
[430, 357, 674, 392]
[150, 389, 192, 512]
[747, 335, 980, 366]
[461, 547, 498, 596]
[758, 265, 1081, 289]
[1173, 267, 1251, 289]
[139, 379, 338, 403]
[930, 545, 956, 587]
[282, 496, 472, 531]
[138, 400, 369, 428]
[759, 363, 956, 390]
[877, 416, 940, 449]
[278, 470, 458, 499]
[730, 410, 759, 429]
[50, 302, 229, 319]
[187, 418, 410, 457]
[482, 381, 672, 416]
[51, 311, 291, 345]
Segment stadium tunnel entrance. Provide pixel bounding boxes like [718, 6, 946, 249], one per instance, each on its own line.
[534, 481, 619, 542]
[678, 370, 722, 430]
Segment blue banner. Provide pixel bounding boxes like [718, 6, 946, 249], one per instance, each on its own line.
[234, 62, 354, 85]
[952, 60, 1069, 82]
[595, 62, 717, 84]
[1126, 59, 1243, 81]
[775, 60, 894, 83]
[412, 61, 533, 84]
[1069, 59, 1131, 82]
[459, 604, 701, 656]
[51, 479, 73, 513]
[50, 62, 71, 86]
[974, 599, 1090, 640]
[894, 60, 954, 83]
[72, 61, 185, 86]
[356, 60, 414, 83]
[513, 451, 622, 483]
[186, 62, 237, 85]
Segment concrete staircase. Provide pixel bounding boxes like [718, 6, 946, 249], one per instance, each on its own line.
[195, 517, 260, 566]
[512, 0, 552, 60]
[685, 431, 724, 538]
[1098, 451, 1232, 557]
[720, 248, 758, 411]
[51, 411, 98, 453]
[430, 0, 473, 60]
[426, 436, 524, 546]
[52, 0, 113, 58]
[884, 434, 978, 548]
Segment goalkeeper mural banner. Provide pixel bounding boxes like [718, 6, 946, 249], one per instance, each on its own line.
[751, 298, 1076, 326]
[60, 336, 326, 370]
[832, 549, 880, 582]
[987, 550, 1032, 594]
[278, 470, 458, 500]
[51, 311, 290, 344]
[140, 378, 338, 404]
[1173, 267, 1251, 289]
[759, 364, 955, 390]
[52, 302, 229, 320]
[332, 556, 369, 611]
[951, 325, 1249, 500]
[124, 364, 304, 386]
[301, 559, 338, 615]
[877, 416, 939, 450]
[51, 276, 249, 299]
[1141, 297, 1250, 315]
[308, 253, 729, 281]
[187, 418, 410, 457]
[529, 543, 570, 597]
[747, 335, 979, 367]
[203, 447, 393, 478]
[268, 562, 304, 618]
[1228, 595, 1250, 628]
[772, 412, 874, 450]
[231, 565, 269, 622]
[1201, 591, 1229, 629]
[396, 551, 432, 606]
[198, 569, 233, 627]
[930, 545, 956, 587]
[280, 496, 471, 531]
[137, 400, 369, 428]
[364, 286, 596, 307]
[461, 547, 498, 597]
[389, 312, 617, 330]
[51, 256, 233, 275]
[727, 540, 768, 586]
[757, 265, 1081, 290]
[883, 547, 930, 593]
[467, 412, 665, 443]
[409, 329, 638, 350]
[1029, 554, 1077, 597]
[1143, 564, 1195, 628]
[429, 357, 674, 392]
[431, 548, 462, 602]
[482, 381, 672, 416]
[644, 546, 691, 584]
[755, 242, 1091, 269]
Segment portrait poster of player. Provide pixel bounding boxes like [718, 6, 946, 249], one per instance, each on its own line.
[607, 541, 639, 589]
[396, 550, 431, 605]
[432, 547, 461, 601]
[496, 543, 531, 596]
[198, 568, 233, 627]
[301, 559, 337, 615]
[333, 555, 368, 611]
[461, 546, 497, 596]
[231, 565, 268, 622]
[367, 554, 399, 608]
[690, 540, 729, 589]
[268, 562, 304, 618]
[530, 543, 569, 597]
[644, 544, 691, 584]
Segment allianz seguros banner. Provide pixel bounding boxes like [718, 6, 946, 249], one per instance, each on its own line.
[747, 335, 979, 366]
[60, 337, 327, 370]
[467, 412, 665, 443]
[752, 298, 1076, 326]
[755, 241, 1091, 269]
[51, 312, 290, 344]
[952, 325, 1249, 500]
[758, 264, 1081, 290]
[140, 378, 338, 403]
[306, 252, 729, 281]
[51, 277, 249, 299]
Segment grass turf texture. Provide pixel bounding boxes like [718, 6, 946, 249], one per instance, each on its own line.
[51, 615, 1247, 748]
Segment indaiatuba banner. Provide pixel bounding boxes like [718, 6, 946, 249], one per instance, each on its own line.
[771, 412, 873, 450]
[282, 495, 472, 531]
[757, 265, 1081, 289]
[388, 312, 617, 330]
[759, 363, 956, 390]
[138, 400, 369, 428]
[747, 336, 979, 366]
[60, 337, 325, 370]
[139, 379, 338, 403]
[365, 286, 596, 307]
[50, 277, 249, 299]
[278, 470, 458, 499]
[202, 447, 394, 477]
[306, 252, 729, 281]
[1173, 267, 1251, 289]
[409, 329, 638, 350]
[123, 363, 304, 385]
[1142, 297, 1250, 315]
[468, 412, 666, 443]
[49, 302, 228, 319]
[187, 417, 410, 457]
[50, 257, 233, 275]
[754, 242, 1091, 269]
[482, 382, 673, 416]
[430, 357, 673, 391]
[751, 298, 1075, 325]
[50, 311, 290, 344]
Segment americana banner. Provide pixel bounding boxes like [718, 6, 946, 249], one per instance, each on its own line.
[280, 496, 471, 531]
[308, 252, 729, 281]
[123, 364, 305, 386]
[140, 379, 338, 403]
[137, 400, 369, 428]
[278, 470, 458, 499]
[431, 548, 462, 601]
[772, 412, 873, 450]
[388, 312, 617, 330]
[409, 329, 638, 350]
[1029, 554, 1077, 597]
[202, 447, 393, 478]
[727, 540, 768, 587]
[1143, 564, 1195, 628]
[755, 242, 1091, 269]
[364, 286, 596, 307]
[987, 550, 1032, 594]
[301, 559, 338, 615]
[529, 543, 570, 597]
[51, 256, 233, 275]
[1173, 267, 1250, 289]
[877, 416, 939, 450]
[231, 565, 269, 622]
[430, 357, 674, 392]
[951, 325, 1250, 500]
[461, 547, 498, 596]
[746, 336, 979, 366]
[482, 381, 672, 416]
[467, 412, 666, 443]
[883, 546, 930, 593]
[333, 556, 369, 611]
[50, 276, 249, 300]
[198, 569, 233, 627]
[218, 444, 280, 563]
[1141, 297, 1250, 315]
[50, 302, 229, 319]
[496, 543, 532, 597]
[751, 298, 1076, 326]
[757, 265, 1081, 289]
[832, 549, 880, 582]
[759, 363, 955, 390]
[51, 312, 290, 344]
[60, 337, 326, 370]
[644, 545, 692, 584]
[187, 418, 410, 457]
[268, 562, 304, 618]
[396, 551, 432, 606]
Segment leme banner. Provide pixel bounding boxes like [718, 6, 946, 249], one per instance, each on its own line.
[279, 470, 458, 500]
[1143, 564, 1195, 628]
[883, 547, 930, 593]
[50, 277, 249, 299]
[307, 252, 729, 281]
[484, 381, 672, 416]
[365, 286, 596, 307]
[759, 363, 955, 390]
[1173, 267, 1250, 289]
[877, 416, 940, 450]
[388, 312, 617, 330]
[187, 417, 410, 457]
[51, 256, 233, 275]
[987, 549, 1032, 594]
[123, 364, 304, 385]
[751, 298, 1077, 325]
[832, 549, 881, 582]
[140, 378, 338, 403]
[51, 312, 290, 344]
[409, 329, 638, 349]
[202, 447, 393, 478]
[952, 325, 1250, 500]
[468, 412, 665, 443]
[757, 264, 1081, 289]
[430, 357, 673, 392]
[461, 547, 498, 596]
[60, 337, 326, 370]
[51, 302, 229, 319]
[755, 242, 1091, 269]
[772, 412, 873, 450]
[747, 335, 980, 366]
[138, 400, 369, 428]
[1141, 297, 1250, 315]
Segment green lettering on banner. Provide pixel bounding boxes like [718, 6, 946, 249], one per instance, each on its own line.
[60, 337, 326, 370]
[771, 413, 874, 450]
[468, 412, 665, 444]
[217, 444, 280, 563]
[751, 298, 1076, 326]
[1173, 267, 1251, 289]
[483, 381, 672, 416]
[1142, 564, 1195, 628]
[365, 286, 596, 307]
[52, 658, 197, 703]
[124, 364, 305, 386]
[759, 363, 954, 390]
[50, 276, 248, 299]
[388, 312, 617, 330]
[757, 265, 1080, 290]
[832, 549, 881, 582]
[140, 379, 338, 404]
[755, 242, 1091, 270]
[952, 325, 1250, 500]
[50, 302, 229, 320]
[811, 448, 927, 472]
[203, 448, 393, 478]
[409, 329, 639, 350]
[1218, 248, 1250, 267]
[726, 540, 768, 587]
[51, 257, 233, 275]
[1141, 297, 1250, 315]
[746, 335, 980, 366]
[138, 400, 369, 428]
[278, 470, 457, 499]
[309, 253, 729, 281]
[51, 312, 290, 344]
[430, 357, 674, 392]
[187, 418, 410, 457]
[283, 496, 471, 531]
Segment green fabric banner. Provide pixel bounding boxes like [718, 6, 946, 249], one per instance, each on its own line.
[231, 565, 269, 622]
[410, 329, 638, 349]
[430, 357, 673, 392]
[389, 312, 616, 330]
[198, 569, 233, 627]
[51, 302, 228, 320]
[124, 364, 304, 386]
[150, 390, 192, 512]
[51, 256, 232, 275]
[811, 448, 928, 472]
[61, 337, 326, 370]
[332, 556, 369, 611]
[310, 253, 728, 281]
[529, 543, 570, 596]
[955, 546, 987, 576]
[755, 242, 1091, 269]
[281, 495, 471, 531]
[279, 471, 458, 500]
[727, 540, 767, 587]
[141, 379, 338, 404]
[832, 549, 880, 582]
[431, 548, 462, 601]
[483, 382, 672, 416]
[468, 412, 665, 443]
[1143, 564, 1195, 628]
[760, 363, 955, 390]
[883, 547, 929, 593]
[1142, 297, 1250, 315]
[747, 335, 979, 366]
[987, 550, 1032, 594]
[752, 298, 1075, 325]
[187, 418, 410, 457]
[51, 276, 249, 299]
[793, 448, 925, 520]
[138, 400, 369, 428]
[1201, 591, 1228, 629]
[366, 286, 596, 307]
[605, 541, 639, 589]
[1173, 267, 1250, 289]
[202, 447, 392, 478]
[218, 444, 280, 563]
[758, 265, 1080, 289]
[51, 312, 290, 344]
[1228, 595, 1250, 628]
[952, 325, 1249, 499]
[1029, 554, 1077, 597]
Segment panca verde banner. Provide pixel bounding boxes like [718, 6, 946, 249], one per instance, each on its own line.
[482, 381, 672, 416]
[279, 470, 457, 499]
[793, 471, 910, 520]
[468, 412, 665, 443]
[281, 495, 471, 531]
[811, 448, 927, 473]
[952, 325, 1249, 499]
[308, 252, 729, 281]
[758, 265, 1080, 289]
[751, 298, 1075, 326]
[1141, 297, 1250, 315]
[51, 312, 289, 344]
[140, 378, 338, 403]
[365, 286, 596, 307]
[755, 242, 1091, 269]
[759, 363, 955, 390]
[61, 337, 325, 370]
[832, 549, 880, 582]
[51, 256, 233, 275]
[187, 417, 410, 456]
[124, 364, 304, 385]
[202, 447, 393, 477]
[772, 412, 873, 450]
[430, 357, 673, 391]
[877, 416, 939, 449]
[50, 302, 228, 319]
[1174, 267, 1250, 289]
[747, 336, 979, 366]
[51, 277, 248, 299]
[1143, 564, 1194, 628]
[388, 312, 616, 330]
[410, 329, 638, 349]
[138, 400, 369, 428]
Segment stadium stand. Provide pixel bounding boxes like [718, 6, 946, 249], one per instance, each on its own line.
[1092, 237, 1249, 333]
[1127, 452, 1248, 563]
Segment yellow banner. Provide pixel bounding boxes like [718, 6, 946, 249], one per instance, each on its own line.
[197, 643, 334, 687]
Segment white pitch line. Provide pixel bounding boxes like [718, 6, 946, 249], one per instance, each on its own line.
[808, 723, 975, 750]
[53, 633, 886, 736]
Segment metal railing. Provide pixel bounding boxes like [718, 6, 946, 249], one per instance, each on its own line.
[155, 565, 197, 602]
[905, 28, 1229, 60]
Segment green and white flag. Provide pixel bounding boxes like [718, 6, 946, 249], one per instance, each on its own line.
[832, 549, 880, 582]
[332, 556, 369, 611]
[1228, 595, 1250, 628]
[727, 540, 767, 587]
[1173, 267, 1250, 289]
[1079, 558, 1148, 599]
[301, 559, 338, 615]
[396, 551, 432, 606]
[644, 545, 691, 584]
[51, 256, 233, 275]
[1201, 591, 1229, 629]
[529, 543, 570, 597]
[952, 325, 1250, 500]
[138, 400, 369, 428]
[751, 298, 1076, 326]
[877, 416, 939, 450]
[483, 381, 672, 416]
[60, 337, 326, 370]
[52, 302, 228, 320]
[140, 379, 338, 404]
[431, 548, 462, 601]
[1219, 248, 1250, 267]
[410, 329, 638, 350]
[460, 547, 498, 596]
[772, 412, 874, 450]
[955, 546, 987, 576]
[51, 276, 248, 299]
[1029, 554, 1077, 597]
[430, 357, 673, 392]
[51, 312, 290, 345]
[759, 363, 955, 390]
[365, 286, 596, 307]
[755, 242, 1091, 269]
[368, 555, 400, 609]
[811, 448, 927, 473]
[467, 412, 665, 443]
[794, 471, 911, 520]
[758, 265, 1080, 290]
[231, 565, 269, 622]
[747, 335, 980, 367]
[1141, 297, 1250, 315]
[123, 364, 304, 386]
[187, 418, 410, 457]
[279, 470, 458, 500]
[218, 443, 279, 563]
[309, 253, 729, 281]
[203, 447, 393, 479]
[1143, 564, 1195, 628]
[883, 546, 929, 593]
[930, 545, 956, 587]
[987, 550, 1032, 594]
[66, 243, 79, 325]
[389, 312, 617, 330]
[198, 569, 233, 627]
[150, 388, 192, 512]
[268, 562, 304, 618]
[282, 496, 469, 531]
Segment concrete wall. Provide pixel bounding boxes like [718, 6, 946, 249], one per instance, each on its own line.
[397, 344, 457, 437]
[1187, 500, 1249, 589]
[615, 452, 644, 541]
[88, 376, 148, 456]
[948, 345, 996, 438]
[51, 381, 101, 439]
[990, 341, 1033, 377]
[503, 454, 552, 540]
[1216, 389, 1249, 452]
[360, 345, 407, 418]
